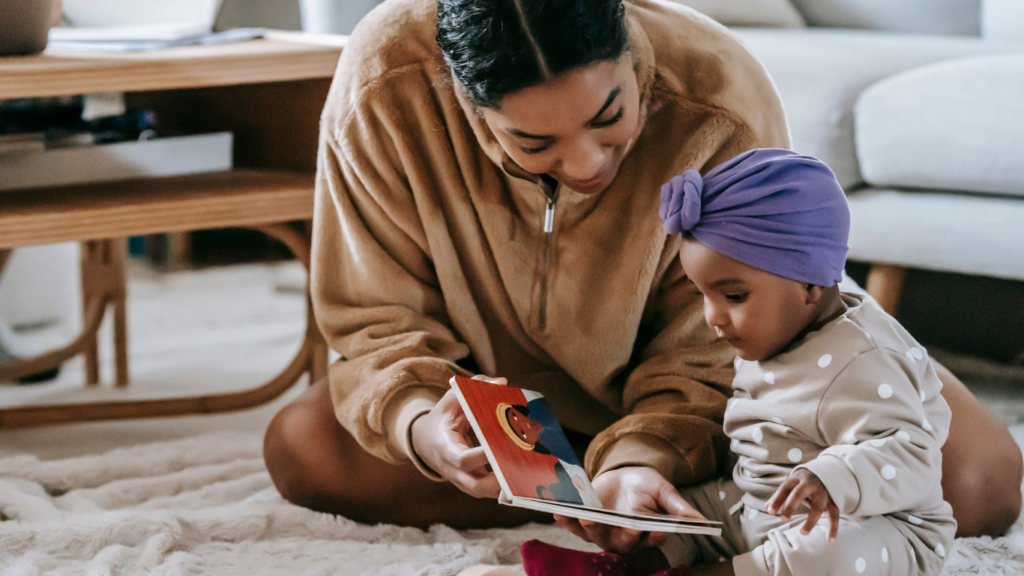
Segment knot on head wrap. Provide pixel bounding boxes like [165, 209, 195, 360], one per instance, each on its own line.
[659, 170, 705, 234]
[659, 148, 851, 287]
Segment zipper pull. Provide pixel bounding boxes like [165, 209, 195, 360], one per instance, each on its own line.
[544, 200, 555, 234]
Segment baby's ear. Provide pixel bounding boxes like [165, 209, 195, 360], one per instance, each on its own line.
[805, 283, 825, 304]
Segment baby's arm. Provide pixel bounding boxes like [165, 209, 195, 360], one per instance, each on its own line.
[799, 349, 950, 517]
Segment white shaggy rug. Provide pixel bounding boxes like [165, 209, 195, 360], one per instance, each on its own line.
[3, 429, 1024, 576]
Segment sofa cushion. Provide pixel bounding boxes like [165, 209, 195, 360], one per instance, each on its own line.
[789, 0, 980, 36]
[856, 54, 1024, 197]
[847, 189, 1024, 281]
[982, 0, 1024, 43]
[660, 0, 805, 28]
[734, 29, 1019, 189]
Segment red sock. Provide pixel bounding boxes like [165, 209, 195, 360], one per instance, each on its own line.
[520, 540, 690, 576]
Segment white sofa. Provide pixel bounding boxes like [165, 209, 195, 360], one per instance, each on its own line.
[680, 0, 1024, 314]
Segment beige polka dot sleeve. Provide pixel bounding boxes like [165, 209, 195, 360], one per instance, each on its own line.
[797, 348, 951, 517]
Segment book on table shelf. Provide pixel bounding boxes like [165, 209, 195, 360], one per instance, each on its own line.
[449, 375, 722, 535]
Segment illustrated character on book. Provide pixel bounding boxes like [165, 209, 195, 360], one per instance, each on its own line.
[496, 394, 602, 508]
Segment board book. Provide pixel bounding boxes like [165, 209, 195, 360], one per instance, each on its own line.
[449, 375, 722, 536]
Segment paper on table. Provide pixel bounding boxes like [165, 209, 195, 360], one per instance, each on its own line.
[47, 28, 265, 53]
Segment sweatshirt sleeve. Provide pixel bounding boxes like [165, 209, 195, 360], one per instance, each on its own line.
[310, 95, 471, 467]
[798, 349, 951, 516]
[585, 256, 736, 486]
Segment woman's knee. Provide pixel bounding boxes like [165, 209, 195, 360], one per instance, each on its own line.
[944, 435, 1022, 537]
[263, 398, 330, 507]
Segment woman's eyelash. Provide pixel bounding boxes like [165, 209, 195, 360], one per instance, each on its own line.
[520, 145, 549, 155]
[592, 108, 624, 128]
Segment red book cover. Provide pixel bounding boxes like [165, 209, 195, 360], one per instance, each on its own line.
[450, 375, 601, 507]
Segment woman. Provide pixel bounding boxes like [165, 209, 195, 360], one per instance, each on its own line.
[263, 0, 1022, 553]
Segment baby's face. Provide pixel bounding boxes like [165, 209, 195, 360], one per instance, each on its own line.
[679, 237, 819, 362]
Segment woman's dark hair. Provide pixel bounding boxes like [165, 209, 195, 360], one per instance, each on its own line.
[436, 0, 629, 108]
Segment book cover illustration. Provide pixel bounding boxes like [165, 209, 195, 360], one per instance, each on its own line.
[453, 375, 601, 508]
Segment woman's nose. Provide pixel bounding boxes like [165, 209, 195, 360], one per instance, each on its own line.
[561, 138, 608, 181]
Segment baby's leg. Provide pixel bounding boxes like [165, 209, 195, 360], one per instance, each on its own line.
[733, 511, 951, 576]
[660, 478, 750, 568]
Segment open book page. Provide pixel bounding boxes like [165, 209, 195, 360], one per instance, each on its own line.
[449, 375, 721, 535]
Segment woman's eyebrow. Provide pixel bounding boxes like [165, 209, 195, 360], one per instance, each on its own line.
[587, 87, 622, 125]
[505, 86, 623, 140]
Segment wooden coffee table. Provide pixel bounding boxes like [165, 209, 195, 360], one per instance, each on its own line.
[0, 32, 343, 428]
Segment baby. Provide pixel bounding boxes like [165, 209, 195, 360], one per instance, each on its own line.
[509, 149, 957, 576]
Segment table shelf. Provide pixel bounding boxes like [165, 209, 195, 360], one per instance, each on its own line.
[0, 169, 316, 249]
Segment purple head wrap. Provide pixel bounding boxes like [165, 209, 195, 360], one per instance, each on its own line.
[659, 148, 850, 287]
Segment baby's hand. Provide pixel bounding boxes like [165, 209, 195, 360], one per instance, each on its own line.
[766, 468, 840, 542]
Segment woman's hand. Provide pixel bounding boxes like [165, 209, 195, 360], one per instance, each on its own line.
[409, 377, 506, 499]
[554, 466, 705, 554]
[766, 468, 840, 542]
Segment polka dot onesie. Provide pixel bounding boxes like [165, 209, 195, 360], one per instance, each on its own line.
[661, 293, 956, 576]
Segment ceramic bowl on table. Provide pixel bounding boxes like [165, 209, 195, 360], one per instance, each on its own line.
[0, 0, 52, 56]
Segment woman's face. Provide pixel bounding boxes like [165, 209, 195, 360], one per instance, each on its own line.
[481, 54, 640, 195]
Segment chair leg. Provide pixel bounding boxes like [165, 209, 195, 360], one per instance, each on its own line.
[866, 263, 908, 316]
[109, 239, 129, 387]
[81, 241, 101, 386]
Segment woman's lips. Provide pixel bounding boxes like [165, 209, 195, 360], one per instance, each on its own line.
[564, 167, 613, 193]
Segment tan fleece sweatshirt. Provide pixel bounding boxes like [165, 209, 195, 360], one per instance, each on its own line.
[310, 0, 790, 486]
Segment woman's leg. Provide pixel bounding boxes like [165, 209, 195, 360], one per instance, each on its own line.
[937, 360, 1023, 537]
[263, 378, 552, 529]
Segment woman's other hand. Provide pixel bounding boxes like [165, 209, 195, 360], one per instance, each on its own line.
[554, 466, 705, 554]
[410, 387, 501, 499]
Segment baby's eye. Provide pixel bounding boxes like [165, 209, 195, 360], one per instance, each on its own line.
[725, 293, 748, 303]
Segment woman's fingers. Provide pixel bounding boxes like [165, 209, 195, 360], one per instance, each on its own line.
[658, 482, 706, 520]
[455, 446, 492, 473]
[452, 468, 501, 498]
[554, 515, 594, 544]
[471, 374, 508, 385]
[578, 521, 644, 554]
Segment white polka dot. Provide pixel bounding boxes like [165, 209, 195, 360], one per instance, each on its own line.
[818, 354, 833, 368]
[877, 383, 893, 399]
[937, 544, 946, 558]
[881, 465, 897, 480]
[752, 427, 764, 443]
[871, 438, 887, 447]
[719, 491, 726, 501]
[844, 433, 857, 444]
[920, 389, 927, 402]
[882, 548, 889, 563]
[922, 419, 933, 432]
[748, 507, 758, 519]
[763, 371, 775, 385]
[908, 515, 923, 525]
[772, 417, 784, 425]
[911, 347, 924, 360]
[788, 448, 803, 463]
[855, 557, 866, 573]
[719, 557, 727, 563]
[896, 430, 911, 442]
